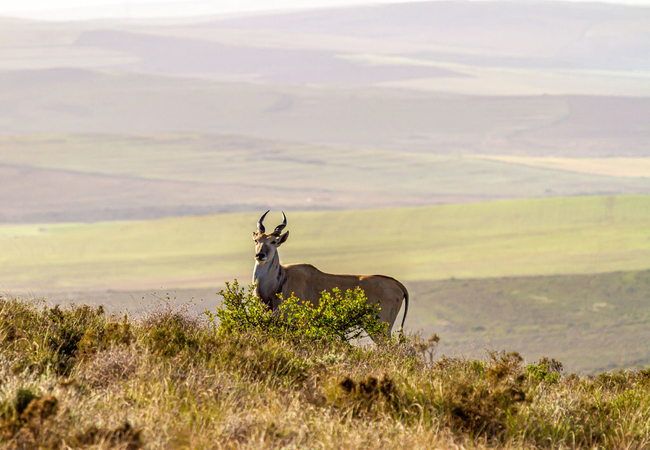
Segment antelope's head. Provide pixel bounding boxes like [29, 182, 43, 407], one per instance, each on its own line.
[252, 210, 289, 265]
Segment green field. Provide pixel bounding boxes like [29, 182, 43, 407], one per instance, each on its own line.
[1, 195, 648, 294]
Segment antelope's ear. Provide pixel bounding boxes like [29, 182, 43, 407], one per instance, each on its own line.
[252, 232, 258, 241]
[278, 231, 289, 245]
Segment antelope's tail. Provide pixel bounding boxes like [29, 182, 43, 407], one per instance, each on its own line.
[398, 281, 409, 330]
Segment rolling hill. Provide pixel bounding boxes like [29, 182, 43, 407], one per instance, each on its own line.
[1, 133, 648, 222]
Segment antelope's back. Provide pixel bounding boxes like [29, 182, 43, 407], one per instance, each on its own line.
[284, 264, 404, 303]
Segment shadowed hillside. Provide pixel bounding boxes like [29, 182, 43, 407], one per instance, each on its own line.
[212, 1, 650, 71]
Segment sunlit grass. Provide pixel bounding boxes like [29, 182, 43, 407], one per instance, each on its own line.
[474, 155, 650, 178]
[0, 195, 648, 292]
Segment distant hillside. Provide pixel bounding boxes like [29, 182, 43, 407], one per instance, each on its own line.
[0, 1, 648, 155]
[74, 29, 466, 84]
[0, 70, 648, 155]
[212, 1, 650, 72]
[1, 133, 648, 223]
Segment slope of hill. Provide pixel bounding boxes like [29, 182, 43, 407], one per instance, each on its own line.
[211, 1, 650, 72]
[74, 29, 467, 84]
[55, 268, 650, 373]
[0, 2, 649, 159]
[0, 1, 649, 378]
[408, 270, 650, 373]
[0, 70, 649, 155]
[1, 133, 648, 222]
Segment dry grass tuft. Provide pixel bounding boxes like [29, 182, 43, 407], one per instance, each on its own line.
[78, 346, 140, 389]
[74, 421, 143, 449]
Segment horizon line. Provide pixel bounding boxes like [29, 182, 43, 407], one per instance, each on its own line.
[3, 0, 650, 23]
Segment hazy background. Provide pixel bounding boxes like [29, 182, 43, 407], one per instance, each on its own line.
[1, 0, 649, 373]
[7, 0, 650, 21]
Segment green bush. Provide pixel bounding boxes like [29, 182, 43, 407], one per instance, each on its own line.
[527, 357, 563, 384]
[206, 281, 278, 334]
[142, 310, 200, 357]
[207, 281, 387, 343]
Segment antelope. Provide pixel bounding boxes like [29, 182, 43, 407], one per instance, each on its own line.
[252, 211, 409, 336]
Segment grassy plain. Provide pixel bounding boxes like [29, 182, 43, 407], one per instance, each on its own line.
[1, 1, 649, 385]
[2, 194, 648, 374]
[1, 195, 648, 293]
[474, 155, 650, 178]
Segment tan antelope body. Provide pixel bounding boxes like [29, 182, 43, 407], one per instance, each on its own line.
[252, 211, 409, 335]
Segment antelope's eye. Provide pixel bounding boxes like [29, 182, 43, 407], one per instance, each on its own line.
[271, 241, 277, 245]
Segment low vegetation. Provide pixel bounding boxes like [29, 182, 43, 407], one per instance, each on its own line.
[2, 286, 650, 449]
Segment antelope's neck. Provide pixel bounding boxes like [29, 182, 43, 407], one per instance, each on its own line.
[252, 252, 285, 307]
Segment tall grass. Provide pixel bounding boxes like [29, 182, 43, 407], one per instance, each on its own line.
[2, 290, 650, 449]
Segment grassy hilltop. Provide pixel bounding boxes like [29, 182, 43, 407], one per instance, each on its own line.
[2, 296, 650, 449]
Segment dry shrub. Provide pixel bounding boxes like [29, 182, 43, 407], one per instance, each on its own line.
[78, 346, 140, 389]
[141, 309, 201, 357]
[0, 298, 132, 376]
[410, 332, 441, 364]
[1, 393, 58, 447]
[335, 374, 403, 419]
[212, 332, 311, 386]
[78, 316, 134, 358]
[437, 351, 527, 440]
[444, 381, 526, 438]
[485, 351, 524, 384]
[74, 421, 142, 449]
[45, 304, 108, 375]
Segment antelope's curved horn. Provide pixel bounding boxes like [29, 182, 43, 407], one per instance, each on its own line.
[257, 210, 270, 233]
[273, 211, 287, 235]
